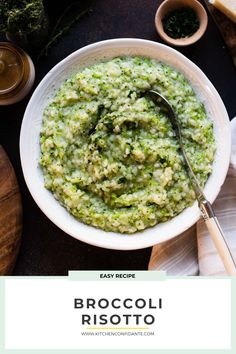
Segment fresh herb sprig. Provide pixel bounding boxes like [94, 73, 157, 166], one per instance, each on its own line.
[38, 4, 92, 58]
[0, 0, 48, 47]
[162, 7, 200, 39]
[0, 1, 92, 58]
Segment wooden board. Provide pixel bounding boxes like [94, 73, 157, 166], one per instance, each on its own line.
[204, 0, 236, 66]
[0, 146, 22, 275]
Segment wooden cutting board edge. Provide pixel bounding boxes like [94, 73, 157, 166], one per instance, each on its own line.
[0, 145, 22, 275]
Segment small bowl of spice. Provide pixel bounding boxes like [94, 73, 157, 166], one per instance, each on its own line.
[155, 0, 208, 46]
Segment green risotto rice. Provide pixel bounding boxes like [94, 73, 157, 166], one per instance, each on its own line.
[40, 57, 215, 234]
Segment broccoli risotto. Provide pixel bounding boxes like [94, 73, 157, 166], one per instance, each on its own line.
[40, 57, 215, 234]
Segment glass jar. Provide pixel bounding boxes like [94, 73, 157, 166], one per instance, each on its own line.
[0, 42, 35, 105]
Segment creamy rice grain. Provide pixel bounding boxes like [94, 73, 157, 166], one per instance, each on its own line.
[40, 57, 215, 233]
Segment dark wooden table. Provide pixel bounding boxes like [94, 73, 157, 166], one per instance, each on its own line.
[0, 0, 236, 275]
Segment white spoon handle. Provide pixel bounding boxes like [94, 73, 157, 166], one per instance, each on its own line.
[204, 216, 236, 275]
[200, 200, 236, 275]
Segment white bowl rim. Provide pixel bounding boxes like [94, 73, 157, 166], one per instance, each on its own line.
[20, 38, 231, 250]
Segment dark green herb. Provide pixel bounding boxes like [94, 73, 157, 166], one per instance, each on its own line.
[38, 3, 92, 58]
[162, 7, 200, 39]
[0, 0, 48, 48]
[118, 177, 127, 184]
[0, 1, 92, 57]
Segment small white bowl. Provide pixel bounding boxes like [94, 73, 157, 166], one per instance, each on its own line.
[20, 38, 230, 250]
[155, 0, 208, 46]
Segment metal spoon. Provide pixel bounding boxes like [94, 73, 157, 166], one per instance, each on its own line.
[146, 89, 236, 275]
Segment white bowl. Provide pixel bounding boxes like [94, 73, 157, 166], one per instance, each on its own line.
[20, 38, 231, 250]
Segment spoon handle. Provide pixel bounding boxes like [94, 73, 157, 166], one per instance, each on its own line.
[200, 200, 236, 275]
[146, 90, 235, 274]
